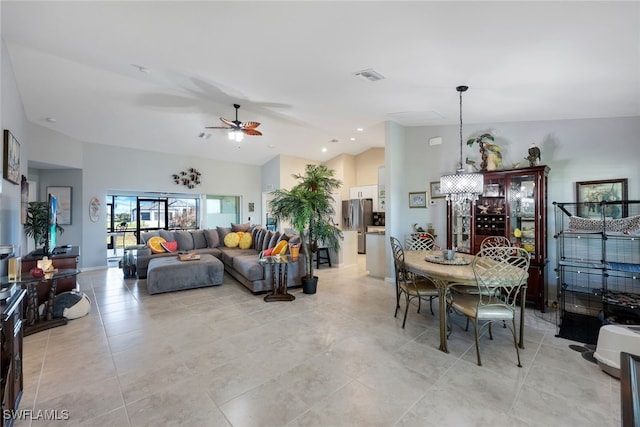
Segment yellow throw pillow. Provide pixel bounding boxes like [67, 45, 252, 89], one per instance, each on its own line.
[272, 240, 288, 255]
[224, 232, 240, 248]
[238, 233, 252, 249]
[147, 236, 167, 254]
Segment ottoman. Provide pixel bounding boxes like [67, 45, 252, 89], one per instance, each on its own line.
[147, 254, 224, 295]
[594, 324, 640, 378]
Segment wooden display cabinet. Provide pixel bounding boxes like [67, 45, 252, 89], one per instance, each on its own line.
[21, 246, 79, 305]
[447, 165, 550, 311]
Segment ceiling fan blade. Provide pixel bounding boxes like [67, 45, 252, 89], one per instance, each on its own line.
[220, 117, 237, 128]
[241, 121, 261, 129]
[242, 129, 262, 136]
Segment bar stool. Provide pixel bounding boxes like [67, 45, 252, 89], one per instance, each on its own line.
[316, 247, 332, 269]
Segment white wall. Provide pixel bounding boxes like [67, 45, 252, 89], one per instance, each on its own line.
[1, 39, 29, 264]
[390, 115, 640, 301]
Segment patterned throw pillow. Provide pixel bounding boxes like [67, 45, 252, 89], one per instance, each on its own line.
[161, 241, 178, 252]
[238, 233, 252, 249]
[147, 236, 167, 254]
[224, 232, 240, 248]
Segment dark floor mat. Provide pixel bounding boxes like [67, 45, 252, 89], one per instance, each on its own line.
[557, 312, 602, 345]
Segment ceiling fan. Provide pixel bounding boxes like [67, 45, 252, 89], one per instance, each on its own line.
[206, 104, 262, 142]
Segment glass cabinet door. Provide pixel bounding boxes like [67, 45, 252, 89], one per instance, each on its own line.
[507, 174, 537, 258]
[450, 201, 472, 253]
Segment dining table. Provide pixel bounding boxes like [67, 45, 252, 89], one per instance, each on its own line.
[403, 250, 528, 353]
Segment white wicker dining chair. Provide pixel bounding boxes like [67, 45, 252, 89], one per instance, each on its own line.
[404, 232, 440, 251]
[479, 235, 512, 258]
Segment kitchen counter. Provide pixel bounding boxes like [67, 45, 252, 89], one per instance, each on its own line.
[367, 226, 386, 234]
[366, 232, 386, 278]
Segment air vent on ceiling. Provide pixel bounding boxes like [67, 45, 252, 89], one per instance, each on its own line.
[354, 68, 385, 82]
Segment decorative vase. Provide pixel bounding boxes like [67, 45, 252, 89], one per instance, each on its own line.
[289, 243, 300, 261]
[302, 276, 318, 294]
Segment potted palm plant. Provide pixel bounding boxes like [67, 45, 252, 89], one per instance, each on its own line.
[269, 164, 342, 294]
[24, 201, 64, 252]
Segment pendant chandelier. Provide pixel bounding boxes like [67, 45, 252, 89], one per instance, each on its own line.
[440, 85, 483, 206]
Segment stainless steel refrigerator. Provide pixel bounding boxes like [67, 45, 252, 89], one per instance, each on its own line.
[342, 198, 373, 254]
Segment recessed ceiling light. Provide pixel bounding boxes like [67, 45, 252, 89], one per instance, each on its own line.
[268, 144, 275, 148]
[350, 137, 356, 141]
[45, 117, 57, 123]
[356, 128, 364, 132]
[322, 147, 327, 153]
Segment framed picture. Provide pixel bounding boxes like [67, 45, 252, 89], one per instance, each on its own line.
[409, 191, 428, 208]
[430, 181, 445, 199]
[3, 130, 20, 185]
[483, 184, 500, 197]
[20, 175, 29, 224]
[47, 186, 72, 225]
[576, 178, 628, 219]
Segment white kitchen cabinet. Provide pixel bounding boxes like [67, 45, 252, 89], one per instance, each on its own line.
[350, 185, 378, 210]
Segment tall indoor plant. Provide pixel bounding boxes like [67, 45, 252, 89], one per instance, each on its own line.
[23, 201, 64, 251]
[269, 164, 342, 294]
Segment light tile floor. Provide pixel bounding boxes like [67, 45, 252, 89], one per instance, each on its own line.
[16, 256, 620, 426]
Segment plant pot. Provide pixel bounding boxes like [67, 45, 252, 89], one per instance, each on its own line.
[302, 276, 318, 294]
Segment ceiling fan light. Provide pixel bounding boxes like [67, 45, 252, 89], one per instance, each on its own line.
[229, 130, 244, 142]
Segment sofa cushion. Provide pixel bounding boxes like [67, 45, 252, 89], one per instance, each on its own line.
[231, 222, 251, 232]
[268, 231, 281, 249]
[217, 226, 231, 242]
[253, 229, 264, 250]
[191, 230, 208, 249]
[232, 255, 265, 282]
[204, 229, 220, 248]
[224, 232, 240, 248]
[239, 232, 252, 249]
[140, 230, 160, 244]
[175, 230, 194, 251]
[159, 230, 176, 242]
[262, 230, 272, 249]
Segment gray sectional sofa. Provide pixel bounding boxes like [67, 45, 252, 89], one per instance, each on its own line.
[135, 224, 306, 294]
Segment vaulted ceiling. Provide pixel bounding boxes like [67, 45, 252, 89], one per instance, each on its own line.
[2, 1, 639, 166]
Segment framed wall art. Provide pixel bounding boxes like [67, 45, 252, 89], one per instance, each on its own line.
[20, 175, 29, 224]
[3, 130, 20, 185]
[430, 181, 445, 199]
[47, 186, 72, 225]
[576, 178, 628, 219]
[409, 191, 428, 208]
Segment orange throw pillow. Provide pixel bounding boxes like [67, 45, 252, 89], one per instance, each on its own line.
[147, 236, 167, 254]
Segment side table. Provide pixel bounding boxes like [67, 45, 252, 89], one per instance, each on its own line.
[260, 256, 295, 302]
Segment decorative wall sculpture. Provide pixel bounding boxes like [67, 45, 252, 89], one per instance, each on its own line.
[172, 168, 201, 189]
